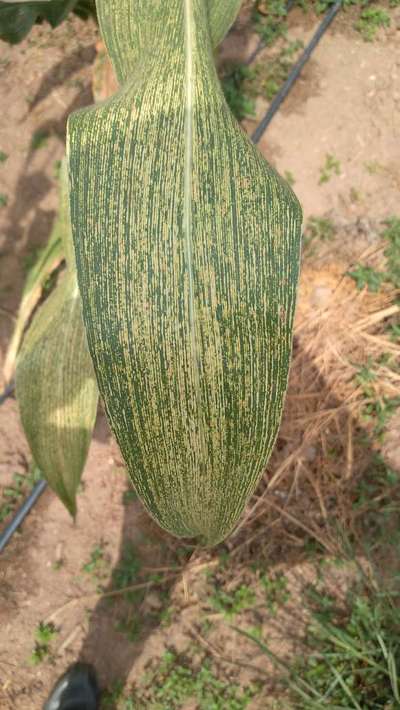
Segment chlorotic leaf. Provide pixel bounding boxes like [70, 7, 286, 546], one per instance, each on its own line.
[16, 165, 98, 517]
[3, 194, 65, 384]
[96, 0, 242, 85]
[68, 0, 302, 544]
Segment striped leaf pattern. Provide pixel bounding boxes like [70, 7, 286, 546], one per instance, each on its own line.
[67, 0, 302, 544]
[16, 164, 98, 517]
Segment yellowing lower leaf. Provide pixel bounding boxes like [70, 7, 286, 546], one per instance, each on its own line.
[16, 164, 98, 517]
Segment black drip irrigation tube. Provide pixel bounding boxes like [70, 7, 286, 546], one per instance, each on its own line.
[252, 0, 342, 143]
[0, 480, 47, 553]
[0, 1, 342, 553]
[245, 0, 297, 67]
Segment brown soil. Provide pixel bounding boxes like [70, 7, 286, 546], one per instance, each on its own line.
[0, 7, 399, 709]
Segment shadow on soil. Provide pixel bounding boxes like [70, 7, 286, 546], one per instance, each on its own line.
[0, 79, 93, 361]
[73, 336, 400, 703]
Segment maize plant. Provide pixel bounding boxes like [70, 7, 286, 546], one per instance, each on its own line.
[14, 0, 302, 545]
[16, 165, 98, 516]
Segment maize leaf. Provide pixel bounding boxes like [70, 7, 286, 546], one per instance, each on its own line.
[3, 208, 64, 384]
[67, 0, 302, 544]
[16, 164, 98, 517]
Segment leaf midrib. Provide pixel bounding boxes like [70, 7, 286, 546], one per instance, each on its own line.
[184, 0, 202, 425]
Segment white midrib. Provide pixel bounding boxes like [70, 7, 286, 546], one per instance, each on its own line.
[183, 0, 202, 409]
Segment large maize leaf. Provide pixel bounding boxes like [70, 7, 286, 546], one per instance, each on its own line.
[67, 0, 302, 544]
[16, 165, 98, 516]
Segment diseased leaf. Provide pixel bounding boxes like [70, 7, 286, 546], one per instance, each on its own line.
[16, 164, 98, 516]
[68, 0, 302, 544]
[3, 203, 64, 384]
[96, 0, 242, 85]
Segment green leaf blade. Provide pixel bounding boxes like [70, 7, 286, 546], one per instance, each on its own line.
[16, 164, 98, 517]
[16, 276, 98, 516]
[68, 0, 302, 543]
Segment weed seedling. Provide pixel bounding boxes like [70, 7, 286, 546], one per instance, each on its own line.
[253, 0, 288, 46]
[356, 7, 390, 41]
[347, 264, 386, 292]
[319, 153, 341, 184]
[122, 487, 138, 504]
[303, 216, 335, 254]
[364, 160, 385, 174]
[0, 467, 41, 524]
[0, 150, 8, 163]
[283, 170, 295, 187]
[221, 64, 256, 120]
[82, 542, 108, 576]
[260, 572, 290, 614]
[30, 129, 50, 151]
[101, 679, 125, 708]
[128, 649, 258, 708]
[30, 622, 58, 665]
[0, 193, 8, 208]
[53, 159, 62, 179]
[115, 616, 142, 642]
[112, 542, 142, 601]
[211, 584, 256, 618]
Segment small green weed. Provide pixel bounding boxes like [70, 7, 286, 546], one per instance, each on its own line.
[211, 584, 256, 618]
[383, 217, 400, 289]
[293, 587, 400, 707]
[129, 649, 258, 709]
[283, 170, 295, 187]
[221, 64, 256, 120]
[355, 358, 377, 396]
[362, 395, 400, 439]
[30, 622, 58, 665]
[364, 159, 385, 175]
[239, 579, 400, 708]
[303, 216, 335, 253]
[348, 216, 400, 292]
[388, 323, 400, 342]
[260, 572, 290, 614]
[115, 616, 142, 643]
[348, 264, 386, 292]
[82, 542, 107, 576]
[349, 186, 361, 203]
[356, 7, 390, 41]
[319, 153, 341, 184]
[53, 159, 62, 179]
[261, 40, 303, 101]
[52, 559, 64, 571]
[355, 357, 400, 438]
[112, 542, 142, 600]
[0, 150, 8, 163]
[30, 129, 50, 151]
[0, 467, 41, 524]
[159, 605, 174, 627]
[122, 487, 138, 504]
[0, 193, 8, 208]
[102, 679, 125, 708]
[253, 0, 288, 46]
[353, 452, 400, 534]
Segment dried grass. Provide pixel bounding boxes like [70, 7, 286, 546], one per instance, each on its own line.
[229, 243, 400, 562]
